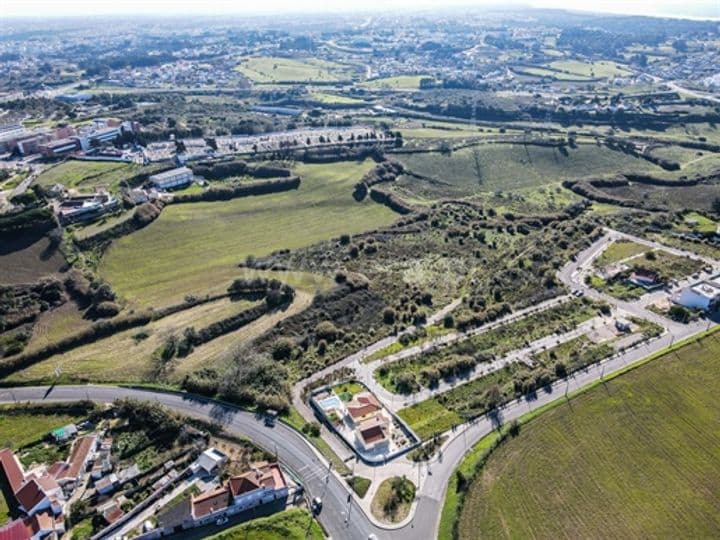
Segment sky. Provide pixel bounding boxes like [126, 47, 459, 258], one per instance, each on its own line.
[0, 0, 718, 19]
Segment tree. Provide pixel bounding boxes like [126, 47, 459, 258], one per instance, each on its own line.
[471, 147, 483, 186]
[712, 197, 720, 216]
[484, 383, 503, 409]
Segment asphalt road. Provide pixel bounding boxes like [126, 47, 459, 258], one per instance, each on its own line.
[1, 230, 716, 539]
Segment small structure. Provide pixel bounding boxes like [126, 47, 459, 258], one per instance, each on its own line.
[95, 473, 119, 495]
[615, 318, 632, 333]
[627, 269, 661, 289]
[196, 447, 227, 475]
[149, 166, 193, 190]
[51, 424, 78, 443]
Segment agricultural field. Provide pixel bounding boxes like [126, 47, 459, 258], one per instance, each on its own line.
[602, 182, 720, 212]
[236, 56, 355, 83]
[0, 235, 66, 285]
[675, 211, 718, 234]
[6, 296, 257, 384]
[205, 508, 324, 540]
[35, 160, 164, 193]
[519, 67, 591, 81]
[456, 331, 720, 540]
[361, 75, 431, 90]
[100, 160, 396, 307]
[549, 59, 633, 78]
[394, 143, 665, 200]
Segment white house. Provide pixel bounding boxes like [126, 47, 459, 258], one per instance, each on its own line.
[149, 167, 193, 190]
[675, 279, 720, 311]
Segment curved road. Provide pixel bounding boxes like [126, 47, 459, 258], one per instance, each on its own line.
[1, 230, 716, 539]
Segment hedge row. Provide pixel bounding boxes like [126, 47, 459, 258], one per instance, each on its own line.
[0, 293, 227, 378]
[369, 187, 414, 215]
[0, 207, 57, 236]
[75, 201, 164, 250]
[171, 176, 300, 204]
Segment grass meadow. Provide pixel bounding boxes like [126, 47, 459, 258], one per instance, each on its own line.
[6, 297, 257, 384]
[205, 508, 324, 540]
[395, 143, 663, 199]
[35, 160, 163, 192]
[236, 56, 354, 83]
[100, 160, 397, 307]
[456, 332, 720, 539]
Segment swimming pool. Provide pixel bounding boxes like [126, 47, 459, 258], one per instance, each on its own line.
[317, 395, 342, 411]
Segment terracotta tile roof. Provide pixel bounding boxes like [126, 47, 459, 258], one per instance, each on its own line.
[0, 448, 25, 493]
[103, 504, 125, 524]
[47, 462, 68, 479]
[57, 435, 95, 481]
[358, 414, 389, 445]
[191, 486, 229, 518]
[346, 393, 382, 420]
[35, 474, 59, 494]
[15, 477, 47, 512]
[229, 462, 287, 497]
[25, 510, 54, 535]
[0, 519, 29, 540]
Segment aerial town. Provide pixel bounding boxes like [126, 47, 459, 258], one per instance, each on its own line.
[1, 3, 719, 540]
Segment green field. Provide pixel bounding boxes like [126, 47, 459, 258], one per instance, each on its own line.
[7, 297, 256, 384]
[236, 56, 354, 83]
[395, 144, 663, 199]
[595, 240, 649, 267]
[361, 75, 431, 90]
[549, 59, 633, 78]
[310, 92, 365, 105]
[0, 406, 86, 449]
[456, 332, 720, 539]
[204, 508, 323, 540]
[35, 160, 163, 192]
[100, 160, 397, 307]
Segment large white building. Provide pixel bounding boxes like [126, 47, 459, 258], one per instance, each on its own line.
[149, 167, 193, 190]
[675, 276, 720, 311]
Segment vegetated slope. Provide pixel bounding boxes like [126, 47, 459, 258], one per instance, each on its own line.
[100, 160, 397, 307]
[457, 334, 720, 539]
[35, 160, 163, 192]
[396, 144, 663, 199]
[6, 297, 257, 384]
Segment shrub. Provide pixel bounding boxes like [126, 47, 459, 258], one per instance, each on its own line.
[272, 337, 294, 360]
[93, 301, 120, 318]
[315, 321, 339, 342]
[383, 307, 396, 325]
[302, 422, 321, 437]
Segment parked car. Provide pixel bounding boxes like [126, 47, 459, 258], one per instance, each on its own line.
[215, 516, 228, 526]
[311, 497, 323, 514]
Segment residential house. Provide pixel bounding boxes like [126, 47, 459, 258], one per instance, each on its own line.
[675, 277, 720, 311]
[228, 462, 289, 510]
[190, 486, 230, 524]
[55, 435, 97, 488]
[345, 393, 383, 426]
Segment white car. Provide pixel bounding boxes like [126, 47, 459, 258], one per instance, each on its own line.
[215, 516, 229, 526]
